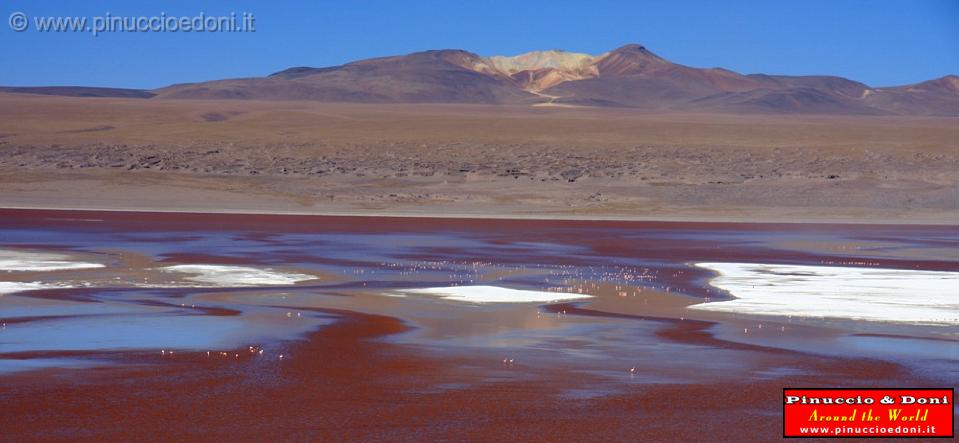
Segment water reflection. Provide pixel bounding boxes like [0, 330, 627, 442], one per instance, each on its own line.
[0, 212, 956, 382]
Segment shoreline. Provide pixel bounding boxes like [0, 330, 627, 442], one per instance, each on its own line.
[2, 204, 956, 227]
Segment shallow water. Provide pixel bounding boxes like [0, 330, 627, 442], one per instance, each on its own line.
[0, 210, 956, 381]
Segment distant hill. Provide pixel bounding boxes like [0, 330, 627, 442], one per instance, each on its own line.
[6, 45, 958, 115]
[154, 50, 533, 104]
[0, 86, 155, 99]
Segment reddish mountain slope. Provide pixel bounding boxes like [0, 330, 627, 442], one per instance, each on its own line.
[5, 45, 956, 115]
[155, 50, 533, 104]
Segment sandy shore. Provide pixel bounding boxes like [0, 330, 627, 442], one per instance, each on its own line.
[0, 200, 956, 226]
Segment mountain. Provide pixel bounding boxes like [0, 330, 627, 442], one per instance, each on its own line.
[860, 75, 959, 115]
[0, 86, 155, 99]
[155, 50, 534, 104]
[6, 45, 958, 115]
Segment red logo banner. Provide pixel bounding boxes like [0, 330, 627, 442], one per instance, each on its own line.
[783, 388, 954, 438]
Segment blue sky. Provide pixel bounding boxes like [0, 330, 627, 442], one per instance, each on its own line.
[1, 0, 957, 89]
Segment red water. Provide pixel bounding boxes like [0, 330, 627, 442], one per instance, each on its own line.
[0, 209, 956, 440]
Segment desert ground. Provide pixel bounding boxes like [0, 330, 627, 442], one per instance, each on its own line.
[1, 92, 957, 223]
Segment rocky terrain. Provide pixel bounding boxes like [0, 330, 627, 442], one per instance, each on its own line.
[1, 93, 956, 222]
[3, 139, 956, 188]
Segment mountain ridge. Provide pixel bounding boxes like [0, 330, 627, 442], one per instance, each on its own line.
[4, 45, 957, 115]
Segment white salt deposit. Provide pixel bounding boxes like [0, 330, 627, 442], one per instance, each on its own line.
[161, 264, 317, 286]
[391, 285, 592, 304]
[690, 262, 959, 325]
[0, 249, 104, 272]
[0, 281, 60, 295]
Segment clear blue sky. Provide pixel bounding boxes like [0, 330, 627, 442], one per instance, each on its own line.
[1, 0, 957, 89]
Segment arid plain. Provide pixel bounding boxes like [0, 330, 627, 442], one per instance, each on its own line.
[1, 92, 957, 223]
